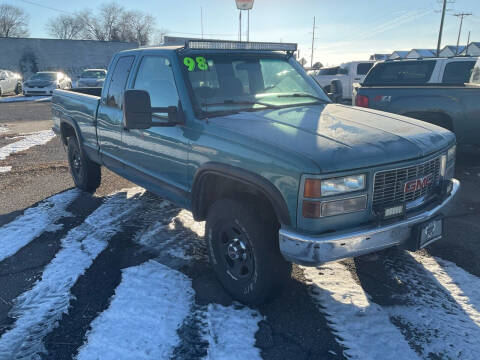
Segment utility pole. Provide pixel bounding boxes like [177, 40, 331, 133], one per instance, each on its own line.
[310, 16, 315, 68]
[454, 13, 472, 54]
[436, 0, 447, 56]
[200, 7, 204, 39]
[239, 11, 242, 41]
[247, 10, 250, 41]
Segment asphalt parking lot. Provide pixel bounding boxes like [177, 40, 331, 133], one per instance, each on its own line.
[0, 99, 479, 359]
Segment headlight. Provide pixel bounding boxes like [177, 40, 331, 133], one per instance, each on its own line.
[304, 174, 366, 198]
[447, 145, 456, 162]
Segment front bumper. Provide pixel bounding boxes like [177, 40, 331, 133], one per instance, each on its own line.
[23, 86, 55, 95]
[279, 178, 460, 266]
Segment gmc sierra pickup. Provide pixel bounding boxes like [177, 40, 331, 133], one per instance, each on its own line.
[353, 57, 480, 145]
[52, 41, 459, 305]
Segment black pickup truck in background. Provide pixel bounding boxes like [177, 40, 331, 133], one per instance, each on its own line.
[353, 57, 480, 146]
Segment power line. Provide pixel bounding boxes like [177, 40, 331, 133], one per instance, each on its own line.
[18, 0, 70, 14]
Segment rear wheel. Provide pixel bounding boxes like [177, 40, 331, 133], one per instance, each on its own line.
[67, 136, 101, 192]
[15, 82, 22, 95]
[206, 198, 291, 305]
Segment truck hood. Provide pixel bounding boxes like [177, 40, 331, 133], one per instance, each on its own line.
[209, 104, 454, 173]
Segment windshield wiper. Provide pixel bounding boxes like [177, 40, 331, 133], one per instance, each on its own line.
[276, 93, 330, 103]
[200, 99, 280, 109]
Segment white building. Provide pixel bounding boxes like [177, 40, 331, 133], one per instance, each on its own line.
[439, 45, 466, 57]
[460, 42, 480, 56]
[389, 51, 409, 59]
[369, 54, 389, 61]
[406, 49, 436, 59]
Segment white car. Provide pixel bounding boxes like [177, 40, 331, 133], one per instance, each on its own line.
[313, 61, 375, 100]
[0, 70, 23, 96]
[75, 69, 107, 88]
[23, 72, 72, 96]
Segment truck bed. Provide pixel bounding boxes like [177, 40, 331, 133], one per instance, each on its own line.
[353, 84, 480, 145]
[52, 88, 101, 156]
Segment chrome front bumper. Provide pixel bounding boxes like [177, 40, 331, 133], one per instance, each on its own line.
[279, 178, 460, 266]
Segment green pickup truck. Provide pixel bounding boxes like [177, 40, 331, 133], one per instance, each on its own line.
[52, 41, 459, 305]
[353, 57, 480, 145]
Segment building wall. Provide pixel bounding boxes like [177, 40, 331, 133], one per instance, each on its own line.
[0, 37, 138, 79]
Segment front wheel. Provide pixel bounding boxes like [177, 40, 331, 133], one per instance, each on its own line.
[67, 136, 101, 192]
[206, 198, 291, 305]
[15, 83, 22, 95]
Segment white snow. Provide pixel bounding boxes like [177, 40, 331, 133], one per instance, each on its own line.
[0, 96, 50, 103]
[0, 126, 7, 134]
[0, 166, 11, 173]
[76, 260, 194, 360]
[383, 251, 480, 359]
[302, 262, 419, 360]
[0, 130, 56, 162]
[204, 303, 262, 360]
[0, 189, 79, 263]
[0, 189, 144, 359]
[411, 252, 480, 327]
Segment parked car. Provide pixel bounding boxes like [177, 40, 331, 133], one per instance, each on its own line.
[313, 61, 375, 100]
[0, 70, 23, 96]
[353, 57, 480, 145]
[23, 72, 72, 96]
[75, 69, 107, 88]
[52, 41, 459, 305]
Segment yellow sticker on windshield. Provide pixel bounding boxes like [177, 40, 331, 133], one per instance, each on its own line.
[183, 56, 209, 71]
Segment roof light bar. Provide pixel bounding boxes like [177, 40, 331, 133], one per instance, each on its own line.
[186, 40, 297, 52]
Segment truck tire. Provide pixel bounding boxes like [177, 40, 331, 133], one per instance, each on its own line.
[15, 83, 22, 95]
[206, 198, 291, 305]
[67, 136, 101, 192]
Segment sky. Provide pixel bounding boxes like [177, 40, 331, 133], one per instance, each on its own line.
[5, 0, 480, 65]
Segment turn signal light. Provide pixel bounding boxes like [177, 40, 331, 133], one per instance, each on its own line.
[304, 179, 322, 198]
[302, 201, 321, 218]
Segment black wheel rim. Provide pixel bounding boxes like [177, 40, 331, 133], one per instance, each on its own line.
[69, 145, 83, 182]
[216, 223, 255, 282]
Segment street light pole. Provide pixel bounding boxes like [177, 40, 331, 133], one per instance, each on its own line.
[436, 0, 447, 56]
[454, 12, 472, 55]
[239, 10, 242, 41]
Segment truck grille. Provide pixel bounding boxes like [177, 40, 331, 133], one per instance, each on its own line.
[373, 157, 441, 210]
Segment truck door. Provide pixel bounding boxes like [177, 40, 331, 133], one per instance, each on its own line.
[96, 55, 135, 172]
[121, 55, 189, 206]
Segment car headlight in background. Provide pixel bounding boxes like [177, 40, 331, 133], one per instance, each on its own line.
[447, 145, 456, 162]
[304, 174, 366, 198]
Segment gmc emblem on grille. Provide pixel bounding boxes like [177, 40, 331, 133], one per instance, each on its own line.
[404, 174, 433, 193]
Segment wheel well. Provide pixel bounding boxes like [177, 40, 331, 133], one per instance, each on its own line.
[403, 111, 454, 132]
[60, 122, 76, 145]
[194, 173, 279, 226]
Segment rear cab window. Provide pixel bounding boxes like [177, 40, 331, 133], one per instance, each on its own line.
[442, 61, 476, 84]
[470, 60, 480, 84]
[363, 60, 436, 86]
[356, 63, 373, 75]
[106, 56, 135, 108]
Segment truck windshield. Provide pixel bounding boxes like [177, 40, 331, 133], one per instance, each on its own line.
[181, 54, 330, 116]
[80, 70, 106, 79]
[30, 73, 57, 81]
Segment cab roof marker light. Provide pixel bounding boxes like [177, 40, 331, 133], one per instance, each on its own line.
[186, 40, 297, 52]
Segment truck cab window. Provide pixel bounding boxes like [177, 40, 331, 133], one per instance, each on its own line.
[106, 56, 135, 108]
[133, 56, 179, 109]
[357, 63, 373, 75]
[442, 61, 476, 84]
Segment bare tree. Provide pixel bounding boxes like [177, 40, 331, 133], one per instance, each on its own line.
[0, 3, 29, 38]
[72, 2, 156, 45]
[45, 14, 83, 40]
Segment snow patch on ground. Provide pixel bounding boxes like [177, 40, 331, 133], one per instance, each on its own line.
[203, 303, 262, 360]
[412, 252, 480, 327]
[0, 166, 12, 173]
[0, 130, 56, 162]
[302, 263, 419, 360]
[0, 96, 51, 103]
[383, 252, 480, 359]
[77, 260, 194, 360]
[0, 126, 7, 134]
[0, 189, 144, 359]
[0, 189, 79, 263]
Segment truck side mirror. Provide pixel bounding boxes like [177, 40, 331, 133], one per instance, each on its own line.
[123, 89, 183, 130]
[123, 89, 153, 130]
